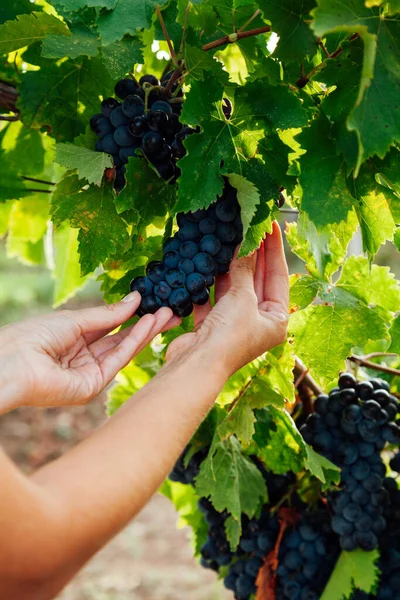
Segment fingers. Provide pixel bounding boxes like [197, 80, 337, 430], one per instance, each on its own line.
[133, 307, 177, 356]
[263, 221, 289, 315]
[214, 273, 231, 303]
[229, 249, 257, 290]
[98, 313, 156, 384]
[254, 241, 266, 303]
[70, 292, 143, 344]
[193, 301, 212, 330]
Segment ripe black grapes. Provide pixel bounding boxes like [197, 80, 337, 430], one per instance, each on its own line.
[300, 374, 399, 553]
[130, 178, 243, 318]
[168, 375, 400, 600]
[89, 71, 191, 192]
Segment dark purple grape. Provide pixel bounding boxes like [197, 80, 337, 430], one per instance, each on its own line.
[110, 106, 130, 128]
[163, 236, 181, 253]
[96, 117, 114, 138]
[142, 131, 164, 154]
[200, 234, 221, 256]
[186, 272, 206, 295]
[139, 295, 159, 314]
[115, 78, 138, 99]
[165, 268, 186, 288]
[102, 133, 119, 155]
[193, 253, 216, 275]
[192, 288, 210, 306]
[140, 74, 160, 86]
[128, 115, 148, 137]
[122, 94, 145, 118]
[151, 100, 172, 114]
[101, 97, 120, 118]
[148, 110, 168, 132]
[169, 287, 190, 310]
[179, 259, 195, 275]
[90, 113, 103, 132]
[130, 276, 153, 296]
[199, 217, 216, 235]
[114, 125, 135, 147]
[119, 146, 137, 164]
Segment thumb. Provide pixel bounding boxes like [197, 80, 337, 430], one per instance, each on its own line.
[229, 250, 257, 289]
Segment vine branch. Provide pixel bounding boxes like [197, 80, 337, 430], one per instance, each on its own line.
[21, 176, 55, 186]
[349, 353, 400, 377]
[155, 5, 178, 66]
[294, 356, 323, 397]
[202, 25, 271, 52]
[0, 80, 19, 121]
[296, 33, 360, 88]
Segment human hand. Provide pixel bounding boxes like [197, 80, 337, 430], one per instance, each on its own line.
[167, 221, 289, 377]
[0, 293, 179, 412]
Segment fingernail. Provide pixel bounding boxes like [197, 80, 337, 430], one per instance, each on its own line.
[121, 291, 140, 303]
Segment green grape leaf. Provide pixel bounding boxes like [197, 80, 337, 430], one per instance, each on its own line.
[53, 224, 90, 307]
[19, 57, 114, 142]
[176, 75, 307, 213]
[258, 0, 318, 63]
[290, 281, 389, 385]
[0, 151, 31, 202]
[254, 406, 307, 474]
[290, 274, 320, 311]
[389, 314, 400, 354]
[3, 124, 45, 177]
[184, 44, 228, 81]
[101, 37, 143, 80]
[304, 446, 341, 488]
[51, 177, 130, 275]
[349, 161, 397, 258]
[195, 436, 267, 522]
[56, 143, 113, 186]
[0, 11, 69, 54]
[177, 0, 218, 35]
[96, 0, 164, 45]
[8, 194, 49, 243]
[42, 28, 99, 59]
[239, 200, 274, 257]
[321, 549, 380, 600]
[338, 256, 400, 314]
[297, 116, 355, 227]
[0, 0, 38, 22]
[0, 202, 13, 235]
[116, 157, 176, 225]
[224, 515, 242, 552]
[226, 173, 260, 255]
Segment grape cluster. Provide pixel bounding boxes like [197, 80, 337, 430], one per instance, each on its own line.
[169, 446, 208, 485]
[300, 373, 400, 552]
[90, 72, 191, 191]
[130, 178, 243, 317]
[275, 510, 340, 600]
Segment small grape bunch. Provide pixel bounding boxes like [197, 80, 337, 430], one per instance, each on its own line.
[130, 178, 243, 318]
[89, 71, 192, 192]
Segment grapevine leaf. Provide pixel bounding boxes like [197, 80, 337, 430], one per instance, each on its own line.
[254, 406, 307, 474]
[56, 143, 113, 186]
[4, 124, 45, 177]
[19, 57, 114, 142]
[239, 200, 274, 257]
[51, 179, 130, 275]
[177, 0, 218, 35]
[349, 161, 397, 258]
[184, 43, 228, 81]
[0, 0, 37, 22]
[225, 515, 242, 552]
[0, 202, 13, 235]
[389, 315, 400, 354]
[42, 28, 100, 60]
[290, 274, 320, 311]
[297, 116, 355, 227]
[227, 173, 260, 253]
[53, 224, 90, 307]
[338, 256, 400, 314]
[8, 194, 49, 243]
[304, 446, 341, 488]
[0, 12, 69, 54]
[195, 436, 267, 522]
[176, 75, 306, 212]
[321, 549, 380, 600]
[100, 37, 143, 80]
[0, 151, 31, 202]
[96, 0, 166, 45]
[290, 284, 389, 386]
[116, 157, 176, 226]
[395, 227, 400, 252]
[258, 0, 318, 63]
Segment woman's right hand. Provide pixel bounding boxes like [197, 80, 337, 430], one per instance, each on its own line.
[167, 221, 289, 377]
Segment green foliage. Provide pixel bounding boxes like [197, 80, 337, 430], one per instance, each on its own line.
[320, 549, 380, 599]
[1, 0, 400, 595]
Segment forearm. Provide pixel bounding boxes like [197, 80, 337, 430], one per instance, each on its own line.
[0, 345, 227, 598]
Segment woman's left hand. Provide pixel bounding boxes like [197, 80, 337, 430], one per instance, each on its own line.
[0, 292, 179, 412]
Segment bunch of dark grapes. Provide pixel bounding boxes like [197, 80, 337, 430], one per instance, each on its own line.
[130, 178, 243, 317]
[169, 445, 208, 485]
[300, 373, 400, 552]
[89, 72, 192, 192]
[275, 510, 340, 600]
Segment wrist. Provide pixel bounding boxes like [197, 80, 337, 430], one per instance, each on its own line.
[0, 356, 26, 413]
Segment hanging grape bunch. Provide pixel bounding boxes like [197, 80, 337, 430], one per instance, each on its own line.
[300, 374, 400, 553]
[89, 71, 194, 192]
[130, 177, 244, 318]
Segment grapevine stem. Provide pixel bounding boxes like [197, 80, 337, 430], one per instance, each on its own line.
[296, 33, 360, 88]
[238, 8, 261, 33]
[317, 38, 330, 58]
[294, 356, 323, 397]
[202, 25, 271, 52]
[21, 176, 55, 186]
[26, 188, 52, 194]
[0, 112, 20, 121]
[349, 354, 400, 377]
[155, 5, 179, 67]
[179, 2, 190, 55]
